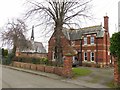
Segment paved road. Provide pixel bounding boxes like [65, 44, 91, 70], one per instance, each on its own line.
[2, 67, 85, 88]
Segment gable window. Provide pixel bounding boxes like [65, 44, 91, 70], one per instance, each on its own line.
[84, 52, 87, 61]
[84, 37, 87, 45]
[90, 36, 94, 44]
[90, 52, 94, 62]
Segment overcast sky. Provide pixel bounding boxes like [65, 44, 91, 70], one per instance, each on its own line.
[0, 0, 119, 50]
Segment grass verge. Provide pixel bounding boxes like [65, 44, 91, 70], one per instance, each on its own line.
[72, 67, 92, 77]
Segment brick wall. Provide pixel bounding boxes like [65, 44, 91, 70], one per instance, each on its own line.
[36, 65, 45, 72]
[12, 55, 72, 78]
[16, 52, 47, 59]
[31, 64, 37, 70]
[48, 31, 75, 60]
[54, 67, 63, 76]
[45, 66, 55, 73]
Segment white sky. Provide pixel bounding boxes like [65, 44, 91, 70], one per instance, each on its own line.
[0, 0, 119, 50]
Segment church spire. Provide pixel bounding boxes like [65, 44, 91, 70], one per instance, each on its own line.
[31, 25, 34, 41]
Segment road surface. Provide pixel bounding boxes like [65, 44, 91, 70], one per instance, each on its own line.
[2, 67, 85, 88]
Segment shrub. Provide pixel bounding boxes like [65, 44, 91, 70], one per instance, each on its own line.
[43, 58, 48, 64]
[40, 58, 48, 64]
[110, 32, 120, 73]
[2, 53, 14, 65]
[13, 56, 49, 65]
[31, 57, 36, 64]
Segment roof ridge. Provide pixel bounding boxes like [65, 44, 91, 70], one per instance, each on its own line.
[80, 25, 102, 30]
[63, 25, 102, 31]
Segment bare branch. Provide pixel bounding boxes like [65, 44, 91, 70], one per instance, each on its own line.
[24, 0, 93, 63]
[1, 18, 31, 53]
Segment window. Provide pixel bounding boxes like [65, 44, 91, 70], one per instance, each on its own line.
[84, 52, 87, 61]
[52, 51, 55, 61]
[90, 36, 94, 44]
[90, 52, 94, 62]
[84, 37, 87, 45]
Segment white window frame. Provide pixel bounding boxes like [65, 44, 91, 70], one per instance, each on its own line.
[90, 36, 94, 44]
[84, 52, 87, 61]
[84, 37, 87, 45]
[90, 52, 94, 62]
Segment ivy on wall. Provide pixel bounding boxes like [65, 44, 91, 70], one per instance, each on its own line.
[110, 32, 120, 73]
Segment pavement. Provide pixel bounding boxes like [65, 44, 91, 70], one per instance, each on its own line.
[2, 65, 112, 88]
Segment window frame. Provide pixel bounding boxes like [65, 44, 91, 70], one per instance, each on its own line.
[90, 36, 94, 44]
[84, 52, 87, 61]
[84, 37, 87, 45]
[90, 52, 94, 62]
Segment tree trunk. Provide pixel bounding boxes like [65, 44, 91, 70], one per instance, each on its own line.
[12, 45, 16, 56]
[54, 22, 63, 66]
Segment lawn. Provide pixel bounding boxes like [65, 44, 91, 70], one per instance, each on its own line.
[72, 67, 92, 77]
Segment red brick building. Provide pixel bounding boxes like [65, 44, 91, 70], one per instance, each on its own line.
[48, 16, 112, 66]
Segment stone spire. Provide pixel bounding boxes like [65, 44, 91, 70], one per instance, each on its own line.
[31, 25, 34, 41]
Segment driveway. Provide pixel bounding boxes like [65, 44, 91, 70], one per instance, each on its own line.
[69, 66, 114, 88]
[78, 67, 113, 84]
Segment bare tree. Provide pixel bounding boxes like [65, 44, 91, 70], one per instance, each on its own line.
[1, 19, 31, 54]
[25, 0, 92, 64]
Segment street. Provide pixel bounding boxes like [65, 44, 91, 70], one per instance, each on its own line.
[2, 67, 85, 88]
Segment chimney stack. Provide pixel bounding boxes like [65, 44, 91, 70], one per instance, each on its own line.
[104, 16, 109, 32]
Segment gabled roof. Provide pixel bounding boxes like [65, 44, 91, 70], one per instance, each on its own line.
[33, 41, 46, 53]
[20, 41, 46, 53]
[62, 25, 105, 40]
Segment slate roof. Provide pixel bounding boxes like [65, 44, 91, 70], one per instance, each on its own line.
[62, 25, 105, 40]
[21, 41, 46, 53]
[33, 42, 46, 53]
